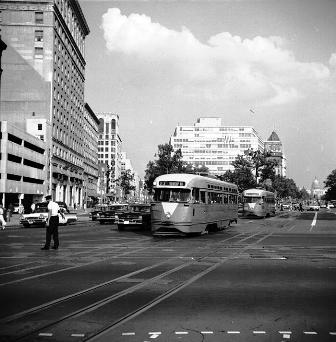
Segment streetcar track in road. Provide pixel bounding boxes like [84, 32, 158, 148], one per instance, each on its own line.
[1, 232, 247, 325]
[86, 232, 273, 342]
[0, 232, 265, 341]
[0, 236, 170, 286]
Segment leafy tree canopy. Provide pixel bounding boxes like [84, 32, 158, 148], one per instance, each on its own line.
[324, 169, 336, 200]
[119, 169, 136, 199]
[144, 143, 209, 193]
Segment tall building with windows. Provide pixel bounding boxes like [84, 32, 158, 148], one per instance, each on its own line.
[170, 117, 264, 175]
[83, 103, 99, 207]
[97, 113, 122, 202]
[0, 0, 90, 208]
[264, 131, 287, 177]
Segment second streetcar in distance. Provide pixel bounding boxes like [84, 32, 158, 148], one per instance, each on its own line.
[242, 188, 276, 218]
[151, 173, 238, 236]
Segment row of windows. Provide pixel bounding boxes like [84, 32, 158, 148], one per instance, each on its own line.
[98, 147, 116, 152]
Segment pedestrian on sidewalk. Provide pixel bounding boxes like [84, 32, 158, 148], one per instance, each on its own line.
[41, 195, 65, 250]
[0, 204, 7, 230]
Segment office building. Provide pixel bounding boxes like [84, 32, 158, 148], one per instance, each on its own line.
[264, 131, 287, 177]
[0, 0, 90, 208]
[97, 113, 122, 202]
[170, 117, 264, 175]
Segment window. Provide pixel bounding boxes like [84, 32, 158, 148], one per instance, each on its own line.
[34, 47, 43, 59]
[35, 12, 43, 24]
[38, 124, 42, 130]
[35, 30, 43, 42]
[111, 119, 116, 130]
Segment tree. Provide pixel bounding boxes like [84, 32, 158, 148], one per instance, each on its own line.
[144, 143, 209, 193]
[272, 175, 299, 199]
[298, 187, 310, 200]
[144, 143, 185, 193]
[244, 149, 277, 183]
[219, 155, 256, 192]
[119, 169, 136, 200]
[324, 169, 336, 200]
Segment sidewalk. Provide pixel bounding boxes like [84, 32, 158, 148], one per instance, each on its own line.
[2, 209, 91, 229]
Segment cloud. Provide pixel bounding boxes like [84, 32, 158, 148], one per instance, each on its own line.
[101, 8, 332, 106]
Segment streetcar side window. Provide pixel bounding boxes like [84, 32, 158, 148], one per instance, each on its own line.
[200, 191, 206, 203]
[192, 188, 200, 202]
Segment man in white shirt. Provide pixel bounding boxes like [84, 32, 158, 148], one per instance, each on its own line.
[0, 204, 6, 230]
[41, 195, 64, 250]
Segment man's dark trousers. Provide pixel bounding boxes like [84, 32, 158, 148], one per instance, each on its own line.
[45, 216, 59, 249]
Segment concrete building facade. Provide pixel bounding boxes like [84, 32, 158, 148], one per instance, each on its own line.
[97, 113, 122, 202]
[0, 0, 90, 208]
[83, 103, 99, 207]
[170, 117, 264, 175]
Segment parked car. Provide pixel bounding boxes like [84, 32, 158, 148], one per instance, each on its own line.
[20, 202, 77, 227]
[90, 204, 109, 221]
[115, 203, 151, 230]
[97, 204, 129, 224]
[308, 203, 320, 211]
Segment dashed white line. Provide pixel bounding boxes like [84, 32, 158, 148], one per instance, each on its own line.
[227, 331, 240, 334]
[149, 332, 161, 339]
[279, 331, 292, 334]
[201, 331, 213, 334]
[38, 333, 53, 337]
[330, 332, 336, 335]
[310, 212, 317, 231]
[253, 331, 266, 334]
[175, 331, 188, 335]
[71, 333, 85, 337]
[303, 331, 317, 335]
[122, 332, 135, 336]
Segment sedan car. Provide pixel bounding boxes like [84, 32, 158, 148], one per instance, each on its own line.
[20, 202, 77, 227]
[115, 204, 151, 230]
[97, 204, 129, 224]
[308, 203, 320, 211]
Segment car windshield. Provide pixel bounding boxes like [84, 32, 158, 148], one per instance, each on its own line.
[153, 188, 191, 202]
[35, 207, 48, 213]
[131, 205, 150, 213]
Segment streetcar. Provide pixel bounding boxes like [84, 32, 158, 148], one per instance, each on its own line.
[242, 188, 276, 218]
[151, 173, 238, 236]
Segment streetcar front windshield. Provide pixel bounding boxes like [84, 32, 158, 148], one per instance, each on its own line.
[154, 188, 191, 202]
[244, 196, 262, 203]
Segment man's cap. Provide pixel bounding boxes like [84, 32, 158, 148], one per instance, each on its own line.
[45, 195, 52, 200]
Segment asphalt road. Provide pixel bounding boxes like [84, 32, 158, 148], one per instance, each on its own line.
[0, 209, 335, 342]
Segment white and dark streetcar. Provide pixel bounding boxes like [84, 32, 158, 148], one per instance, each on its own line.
[242, 188, 276, 218]
[151, 173, 238, 236]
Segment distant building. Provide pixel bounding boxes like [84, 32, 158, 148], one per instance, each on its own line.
[310, 177, 326, 200]
[264, 131, 287, 177]
[0, 0, 90, 208]
[120, 151, 140, 201]
[170, 117, 264, 175]
[96, 113, 122, 202]
[83, 103, 99, 207]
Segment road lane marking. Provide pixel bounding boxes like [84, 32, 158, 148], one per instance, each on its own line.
[149, 332, 161, 338]
[38, 333, 53, 336]
[330, 332, 336, 335]
[71, 333, 85, 337]
[310, 212, 317, 231]
[253, 331, 266, 334]
[122, 332, 135, 336]
[175, 331, 188, 335]
[201, 331, 213, 334]
[287, 224, 296, 232]
[227, 331, 240, 334]
[303, 331, 317, 335]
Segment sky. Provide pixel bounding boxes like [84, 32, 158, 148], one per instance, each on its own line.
[79, 0, 336, 189]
